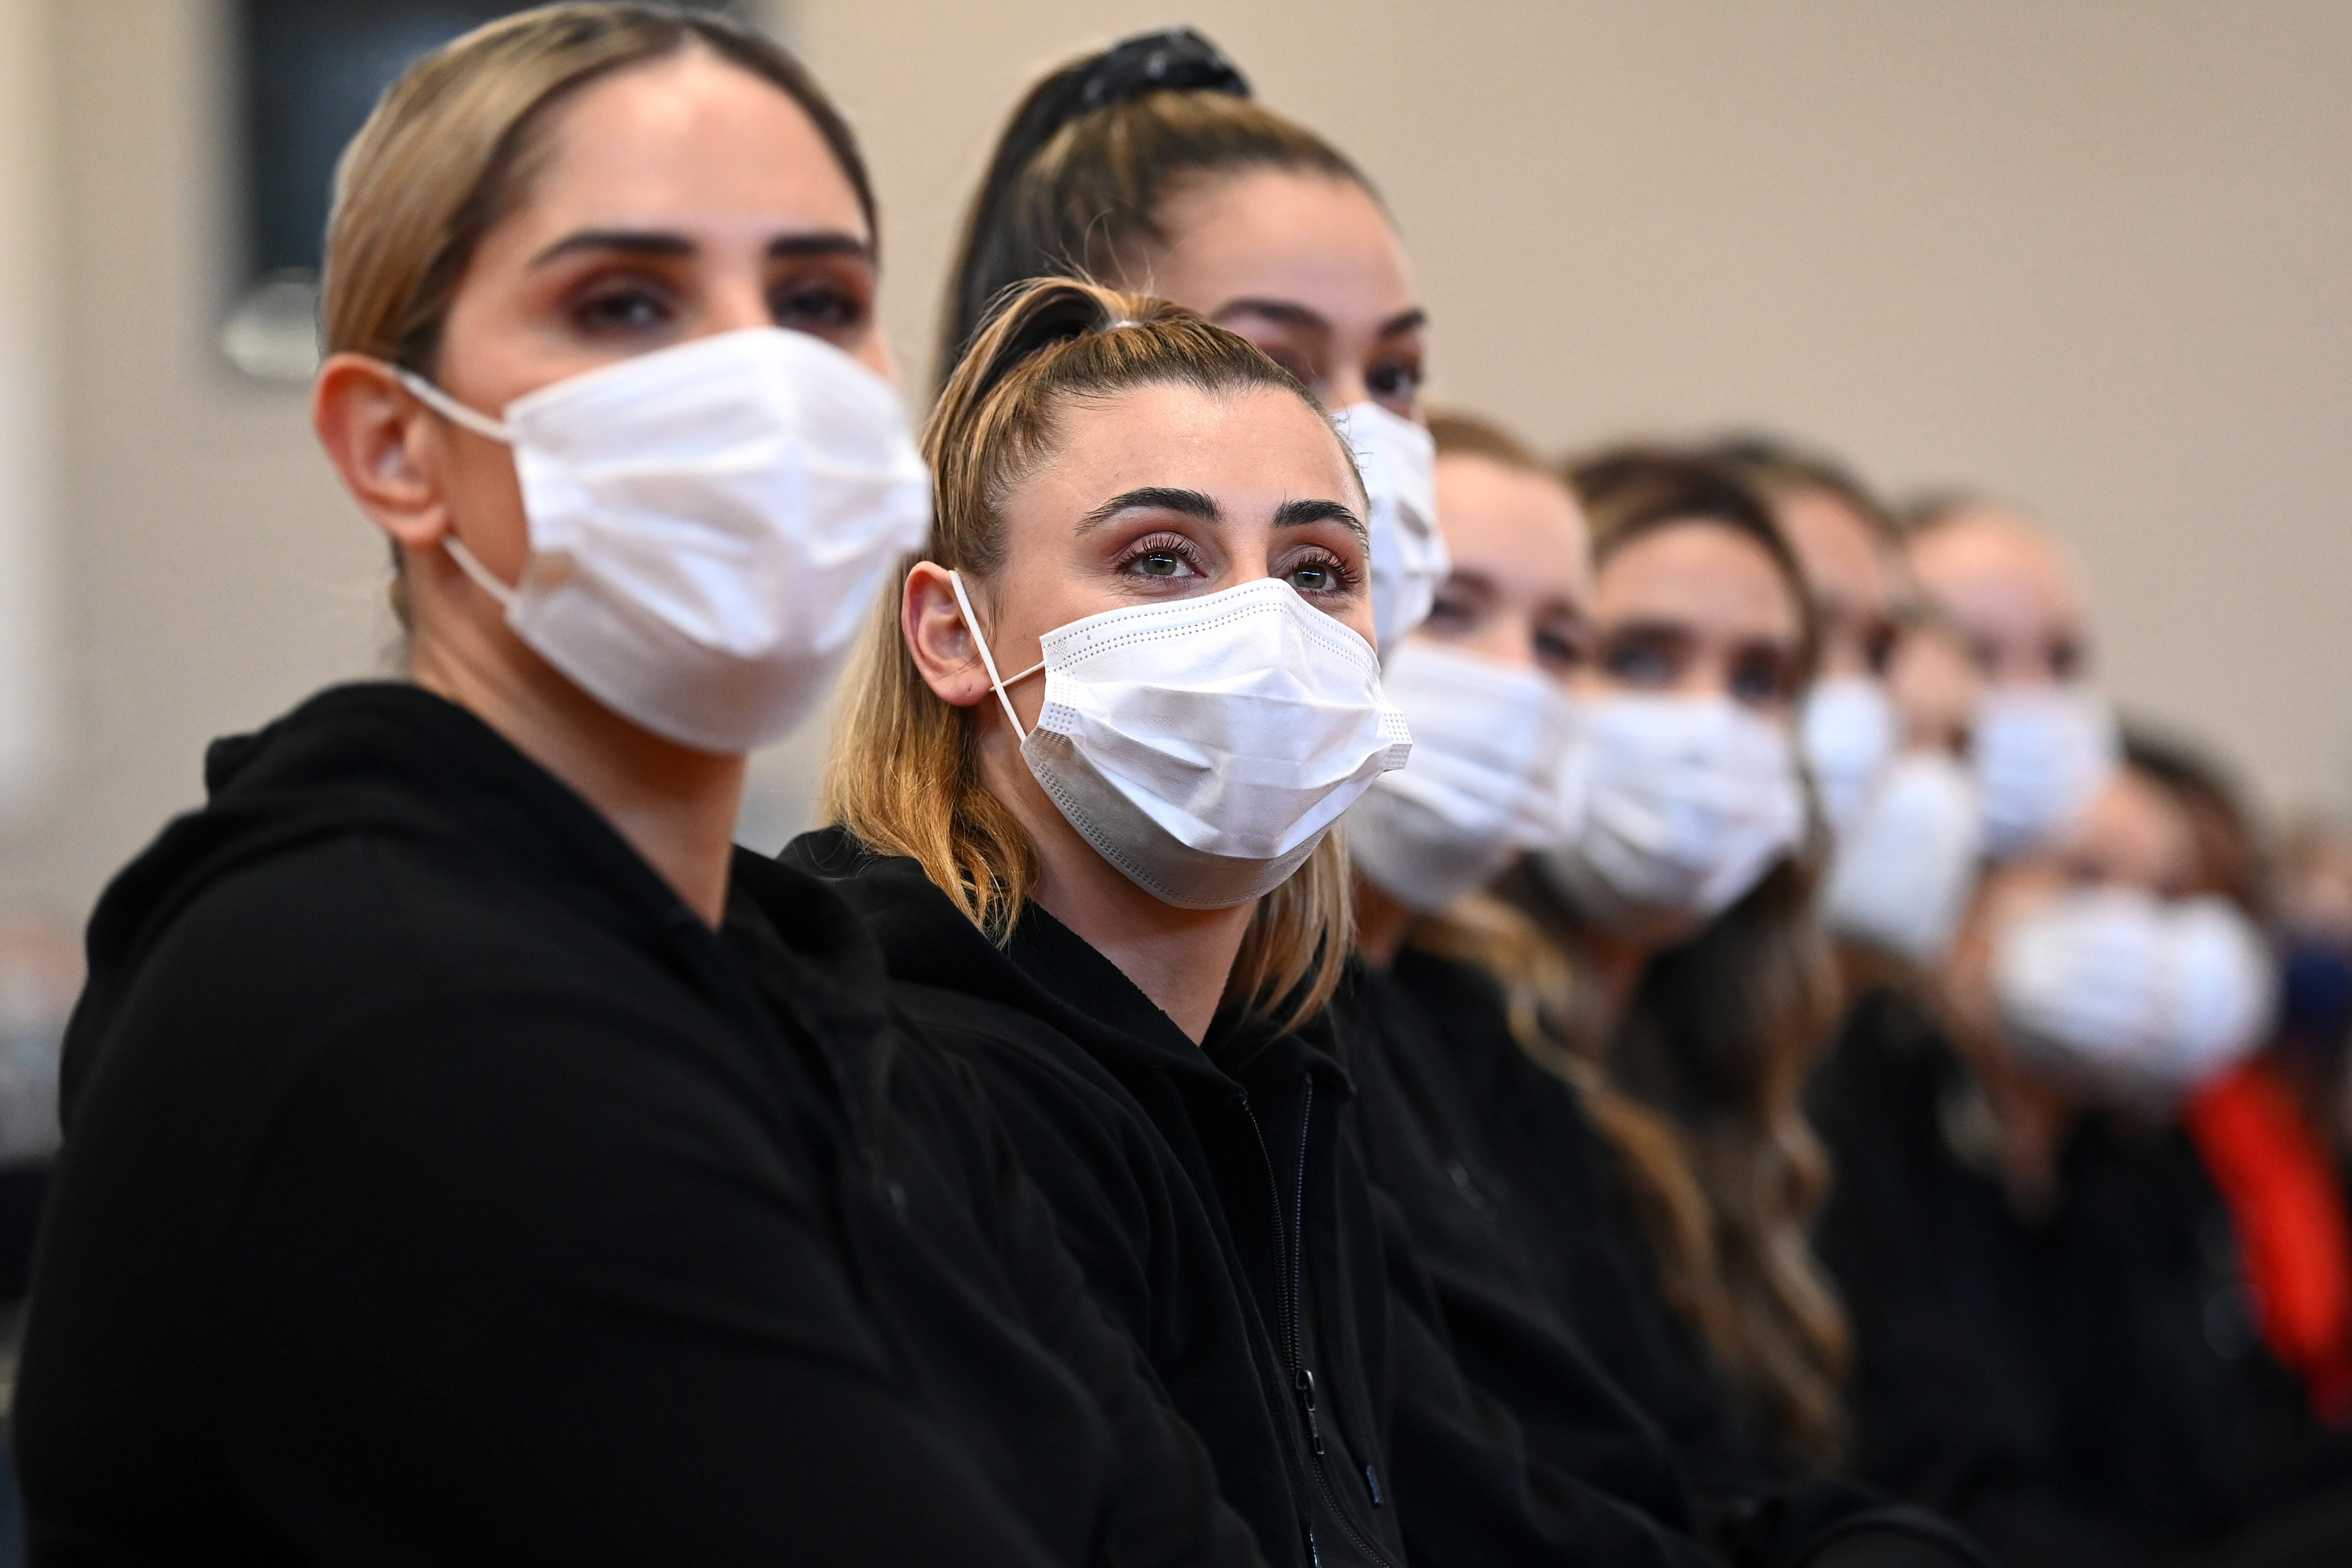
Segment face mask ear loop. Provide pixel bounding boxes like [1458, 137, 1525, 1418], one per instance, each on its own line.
[949, 570, 1035, 743]
[388, 364, 524, 609]
[392, 365, 515, 444]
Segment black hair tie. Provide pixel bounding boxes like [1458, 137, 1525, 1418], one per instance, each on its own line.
[1074, 26, 1251, 113]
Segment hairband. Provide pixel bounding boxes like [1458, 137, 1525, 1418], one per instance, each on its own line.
[1073, 27, 1250, 115]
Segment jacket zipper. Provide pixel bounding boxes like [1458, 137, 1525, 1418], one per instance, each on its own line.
[1241, 1084, 1400, 1568]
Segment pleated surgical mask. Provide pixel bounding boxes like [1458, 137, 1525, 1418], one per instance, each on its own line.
[1994, 886, 2276, 1103]
[1349, 640, 1584, 913]
[1534, 693, 1805, 932]
[1822, 749, 1984, 966]
[1333, 402, 1448, 660]
[1974, 684, 2120, 860]
[952, 572, 1413, 910]
[397, 328, 930, 754]
[1799, 675, 1898, 841]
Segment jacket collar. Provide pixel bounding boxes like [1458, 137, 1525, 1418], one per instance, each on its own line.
[783, 827, 1353, 1100]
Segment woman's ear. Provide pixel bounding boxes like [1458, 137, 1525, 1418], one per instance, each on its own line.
[903, 561, 995, 708]
[311, 352, 451, 549]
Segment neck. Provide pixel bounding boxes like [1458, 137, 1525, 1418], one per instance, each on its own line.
[977, 728, 1248, 1045]
[408, 610, 744, 928]
[1354, 875, 1413, 969]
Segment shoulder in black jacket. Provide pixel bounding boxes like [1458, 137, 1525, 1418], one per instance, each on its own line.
[15, 684, 1259, 1568]
[786, 826, 1737, 1568]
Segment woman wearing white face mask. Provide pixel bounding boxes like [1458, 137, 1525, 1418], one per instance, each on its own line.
[13, 14, 1267, 1566]
[940, 27, 1447, 662]
[1482, 448, 1851, 1474]
[1811, 730, 2352, 1565]
[793, 282, 1739, 1568]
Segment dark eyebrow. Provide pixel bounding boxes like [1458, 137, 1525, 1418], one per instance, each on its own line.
[1211, 297, 1331, 335]
[1275, 498, 1365, 540]
[1079, 487, 1220, 531]
[769, 231, 873, 263]
[1375, 307, 1429, 339]
[527, 228, 873, 269]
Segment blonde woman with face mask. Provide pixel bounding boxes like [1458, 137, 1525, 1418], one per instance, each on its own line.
[13, 12, 1263, 1565]
[791, 280, 1738, 1568]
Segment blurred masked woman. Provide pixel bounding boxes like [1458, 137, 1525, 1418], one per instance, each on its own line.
[1817, 726, 2352, 1567]
[1474, 449, 1851, 1477]
[13, 11, 1262, 1565]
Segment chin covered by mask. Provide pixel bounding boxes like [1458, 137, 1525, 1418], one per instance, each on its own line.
[953, 573, 1412, 910]
[1823, 749, 1984, 966]
[1800, 675, 1898, 841]
[1994, 887, 2276, 1105]
[1533, 693, 1804, 934]
[1349, 641, 1583, 913]
[1975, 684, 2120, 860]
[397, 327, 931, 754]
[1334, 402, 1448, 660]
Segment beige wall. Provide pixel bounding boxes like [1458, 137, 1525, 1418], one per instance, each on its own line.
[3, 0, 2349, 921]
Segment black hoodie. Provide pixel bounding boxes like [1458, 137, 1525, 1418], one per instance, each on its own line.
[785, 826, 1732, 1568]
[1347, 947, 1996, 1568]
[15, 684, 1262, 1568]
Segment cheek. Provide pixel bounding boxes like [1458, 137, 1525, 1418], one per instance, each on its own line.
[440, 437, 533, 575]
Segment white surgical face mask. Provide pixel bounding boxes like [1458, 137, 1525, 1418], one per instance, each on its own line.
[1799, 675, 1898, 840]
[1823, 749, 1984, 966]
[952, 573, 1412, 910]
[1349, 640, 1583, 913]
[397, 328, 930, 754]
[1974, 684, 2119, 860]
[1534, 693, 1804, 932]
[1334, 402, 1448, 660]
[1994, 887, 2276, 1104]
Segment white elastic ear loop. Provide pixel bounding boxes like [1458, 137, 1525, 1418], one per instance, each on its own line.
[390, 365, 520, 608]
[947, 570, 1045, 741]
[392, 366, 514, 443]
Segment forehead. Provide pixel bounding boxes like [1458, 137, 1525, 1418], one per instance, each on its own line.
[1909, 513, 2082, 627]
[1777, 488, 1890, 589]
[1150, 168, 1413, 312]
[509, 50, 867, 240]
[1435, 454, 1587, 566]
[2073, 769, 2195, 887]
[1016, 380, 1360, 505]
[1593, 519, 1799, 639]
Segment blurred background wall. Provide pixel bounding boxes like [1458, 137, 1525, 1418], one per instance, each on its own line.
[1, 0, 2347, 925]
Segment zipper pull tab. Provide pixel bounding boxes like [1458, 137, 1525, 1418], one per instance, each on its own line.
[1294, 1366, 1325, 1456]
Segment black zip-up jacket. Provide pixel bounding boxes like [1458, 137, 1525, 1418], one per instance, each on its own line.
[14, 685, 1262, 1568]
[1356, 948, 1997, 1568]
[786, 828, 1730, 1568]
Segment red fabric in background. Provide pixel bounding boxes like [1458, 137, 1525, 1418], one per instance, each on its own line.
[2186, 1057, 2352, 1425]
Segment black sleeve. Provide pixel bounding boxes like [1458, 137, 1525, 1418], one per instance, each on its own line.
[215, 990, 1072, 1568]
[920, 1047, 1270, 1568]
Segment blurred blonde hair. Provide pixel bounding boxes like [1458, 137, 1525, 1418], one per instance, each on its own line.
[823, 276, 1359, 1030]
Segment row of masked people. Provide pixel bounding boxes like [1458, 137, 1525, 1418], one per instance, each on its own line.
[16, 8, 2352, 1567]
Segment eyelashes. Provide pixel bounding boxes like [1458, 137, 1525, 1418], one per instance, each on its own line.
[1111, 531, 1362, 594]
